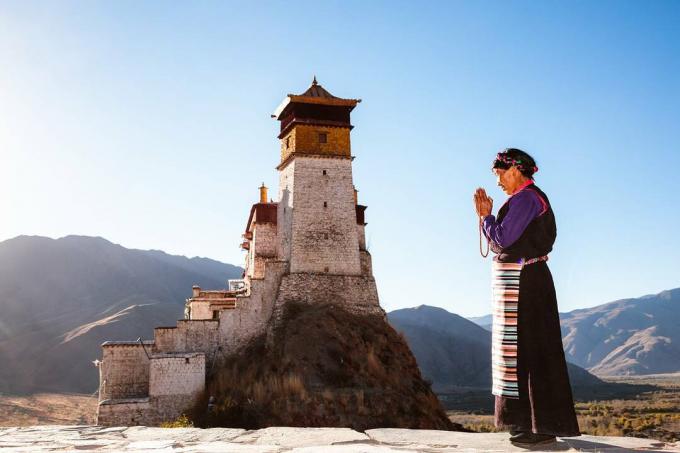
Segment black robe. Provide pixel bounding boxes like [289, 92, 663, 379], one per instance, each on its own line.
[491, 184, 580, 437]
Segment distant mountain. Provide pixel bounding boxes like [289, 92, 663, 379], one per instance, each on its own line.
[561, 288, 680, 376]
[0, 235, 242, 394]
[389, 306, 493, 390]
[387, 305, 604, 393]
[466, 314, 492, 331]
[467, 288, 680, 376]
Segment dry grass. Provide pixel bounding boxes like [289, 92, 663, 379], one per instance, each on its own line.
[249, 373, 308, 403]
[366, 346, 384, 379]
[0, 393, 97, 426]
[448, 411, 500, 433]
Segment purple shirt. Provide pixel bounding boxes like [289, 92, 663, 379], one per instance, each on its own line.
[482, 186, 545, 249]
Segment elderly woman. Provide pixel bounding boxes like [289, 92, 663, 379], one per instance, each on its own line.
[473, 148, 580, 446]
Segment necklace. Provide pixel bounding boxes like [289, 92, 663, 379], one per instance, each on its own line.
[479, 219, 489, 258]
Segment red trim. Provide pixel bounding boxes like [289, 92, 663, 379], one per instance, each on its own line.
[525, 187, 548, 216]
[511, 179, 534, 195]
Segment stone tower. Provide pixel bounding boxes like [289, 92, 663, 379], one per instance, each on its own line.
[274, 77, 365, 276]
[95, 79, 386, 426]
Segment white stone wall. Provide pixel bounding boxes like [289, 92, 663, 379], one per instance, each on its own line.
[254, 223, 277, 258]
[246, 240, 256, 279]
[96, 398, 152, 426]
[252, 223, 278, 279]
[149, 353, 205, 397]
[360, 250, 373, 277]
[218, 260, 287, 353]
[153, 321, 220, 363]
[285, 157, 362, 275]
[277, 160, 296, 262]
[189, 300, 212, 320]
[269, 273, 385, 340]
[357, 224, 367, 251]
[99, 344, 151, 401]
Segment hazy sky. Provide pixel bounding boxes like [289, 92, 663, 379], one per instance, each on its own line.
[2, 1, 679, 317]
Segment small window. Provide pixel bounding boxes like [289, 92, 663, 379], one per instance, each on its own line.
[319, 132, 327, 143]
[324, 233, 329, 240]
[322, 170, 327, 175]
[185, 357, 190, 364]
[286, 137, 290, 148]
[324, 266, 329, 273]
[323, 201, 327, 208]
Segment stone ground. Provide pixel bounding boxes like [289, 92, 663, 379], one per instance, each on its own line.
[0, 426, 678, 452]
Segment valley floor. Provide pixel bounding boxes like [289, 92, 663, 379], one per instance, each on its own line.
[0, 393, 96, 427]
[448, 374, 680, 443]
[1, 374, 679, 447]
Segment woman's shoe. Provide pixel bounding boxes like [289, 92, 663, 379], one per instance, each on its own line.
[510, 432, 556, 446]
[509, 430, 526, 440]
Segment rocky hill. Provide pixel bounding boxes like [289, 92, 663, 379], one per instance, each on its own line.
[192, 302, 459, 431]
[0, 235, 242, 394]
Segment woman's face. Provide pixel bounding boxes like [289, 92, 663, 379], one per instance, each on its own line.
[493, 166, 524, 195]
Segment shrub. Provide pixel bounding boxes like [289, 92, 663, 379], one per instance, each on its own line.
[161, 414, 193, 428]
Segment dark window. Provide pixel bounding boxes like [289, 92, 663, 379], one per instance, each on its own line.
[322, 170, 327, 175]
[324, 266, 329, 273]
[212, 310, 219, 319]
[286, 137, 290, 148]
[324, 233, 329, 239]
[319, 132, 327, 143]
[323, 201, 327, 208]
[185, 357, 190, 364]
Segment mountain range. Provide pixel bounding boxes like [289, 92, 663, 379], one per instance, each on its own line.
[560, 289, 680, 376]
[0, 235, 676, 397]
[467, 289, 680, 377]
[0, 235, 242, 394]
[388, 305, 605, 390]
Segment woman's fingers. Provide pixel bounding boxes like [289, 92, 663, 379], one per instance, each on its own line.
[474, 188, 493, 216]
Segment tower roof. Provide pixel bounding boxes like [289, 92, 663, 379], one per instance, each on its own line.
[272, 77, 361, 119]
[296, 76, 344, 100]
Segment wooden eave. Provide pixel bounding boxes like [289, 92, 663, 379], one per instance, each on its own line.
[245, 202, 278, 233]
[273, 95, 360, 120]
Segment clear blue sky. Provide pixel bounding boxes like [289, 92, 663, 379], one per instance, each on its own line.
[1, 1, 679, 317]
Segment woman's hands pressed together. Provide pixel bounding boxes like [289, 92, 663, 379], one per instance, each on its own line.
[474, 187, 493, 220]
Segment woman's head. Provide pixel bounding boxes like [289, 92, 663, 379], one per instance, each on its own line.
[492, 148, 538, 195]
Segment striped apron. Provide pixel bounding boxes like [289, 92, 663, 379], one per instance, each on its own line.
[491, 256, 548, 399]
[491, 260, 522, 398]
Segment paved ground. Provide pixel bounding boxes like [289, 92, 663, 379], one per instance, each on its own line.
[0, 426, 678, 452]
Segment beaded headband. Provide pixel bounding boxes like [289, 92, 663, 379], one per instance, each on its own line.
[492, 152, 539, 175]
